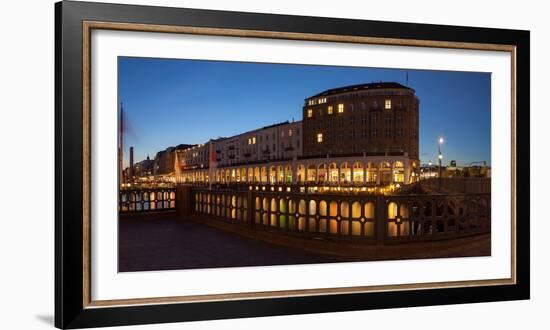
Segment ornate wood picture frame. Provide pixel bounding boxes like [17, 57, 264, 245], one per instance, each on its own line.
[55, 1, 530, 328]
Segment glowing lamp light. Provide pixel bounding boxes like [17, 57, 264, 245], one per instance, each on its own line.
[438, 154, 443, 160]
[439, 137, 444, 144]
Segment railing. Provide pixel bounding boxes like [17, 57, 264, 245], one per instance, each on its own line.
[191, 188, 490, 244]
[119, 188, 176, 212]
[119, 186, 490, 243]
[193, 190, 250, 225]
[420, 177, 491, 194]
[383, 194, 490, 242]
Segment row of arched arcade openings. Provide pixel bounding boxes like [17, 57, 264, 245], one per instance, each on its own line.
[177, 158, 418, 186]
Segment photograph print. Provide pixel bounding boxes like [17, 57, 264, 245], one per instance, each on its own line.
[117, 57, 491, 272]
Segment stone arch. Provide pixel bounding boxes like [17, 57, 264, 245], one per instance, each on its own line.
[379, 161, 392, 184]
[269, 166, 277, 184]
[306, 164, 317, 183]
[340, 162, 351, 184]
[297, 164, 305, 183]
[284, 165, 293, 183]
[352, 162, 364, 183]
[277, 165, 284, 183]
[328, 163, 339, 183]
[393, 161, 405, 183]
[317, 163, 327, 183]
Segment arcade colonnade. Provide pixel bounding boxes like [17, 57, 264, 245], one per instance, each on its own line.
[177, 156, 417, 186]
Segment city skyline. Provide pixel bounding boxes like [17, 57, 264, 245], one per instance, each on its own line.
[119, 57, 491, 167]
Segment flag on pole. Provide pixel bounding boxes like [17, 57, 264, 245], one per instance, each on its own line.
[174, 149, 181, 184]
[119, 102, 124, 188]
[209, 141, 217, 189]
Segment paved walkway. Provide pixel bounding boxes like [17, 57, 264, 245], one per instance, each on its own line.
[119, 217, 335, 272]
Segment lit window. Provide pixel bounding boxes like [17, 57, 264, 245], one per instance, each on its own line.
[385, 99, 392, 109]
[317, 133, 323, 143]
[338, 104, 344, 113]
[288, 129, 292, 136]
[252, 137, 256, 144]
[327, 106, 333, 114]
[307, 109, 313, 118]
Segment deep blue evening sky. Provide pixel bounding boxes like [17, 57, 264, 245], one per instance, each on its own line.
[119, 57, 490, 167]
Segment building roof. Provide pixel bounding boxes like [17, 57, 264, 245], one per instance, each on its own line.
[307, 82, 413, 99]
[261, 121, 290, 130]
[176, 143, 194, 150]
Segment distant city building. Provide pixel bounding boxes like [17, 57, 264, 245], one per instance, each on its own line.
[153, 147, 175, 176]
[133, 155, 154, 177]
[419, 164, 440, 180]
[153, 144, 193, 176]
[419, 161, 491, 180]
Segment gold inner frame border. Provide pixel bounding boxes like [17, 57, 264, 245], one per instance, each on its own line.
[81, 20, 517, 309]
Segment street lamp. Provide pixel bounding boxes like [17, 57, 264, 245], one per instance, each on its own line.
[438, 137, 444, 191]
[428, 161, 432, 179]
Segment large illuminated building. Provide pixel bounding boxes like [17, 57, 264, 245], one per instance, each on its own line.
[171, 82, 420, 186]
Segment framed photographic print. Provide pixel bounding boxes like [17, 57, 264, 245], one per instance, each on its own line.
[55, 0, 530, 328]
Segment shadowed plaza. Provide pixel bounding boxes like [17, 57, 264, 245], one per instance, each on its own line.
[119, 217, 336, 272]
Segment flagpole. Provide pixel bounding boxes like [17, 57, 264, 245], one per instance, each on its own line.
[119, 102, 124, 189]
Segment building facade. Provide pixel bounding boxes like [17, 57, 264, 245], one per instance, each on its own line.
[154, 144, 193, 176]
[302, 82, 419, 160]
[172, 82, 420, 186]
[175, 121, 303, 183]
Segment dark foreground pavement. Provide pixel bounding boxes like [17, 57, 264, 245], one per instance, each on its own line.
[119, 217, 336, 272]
